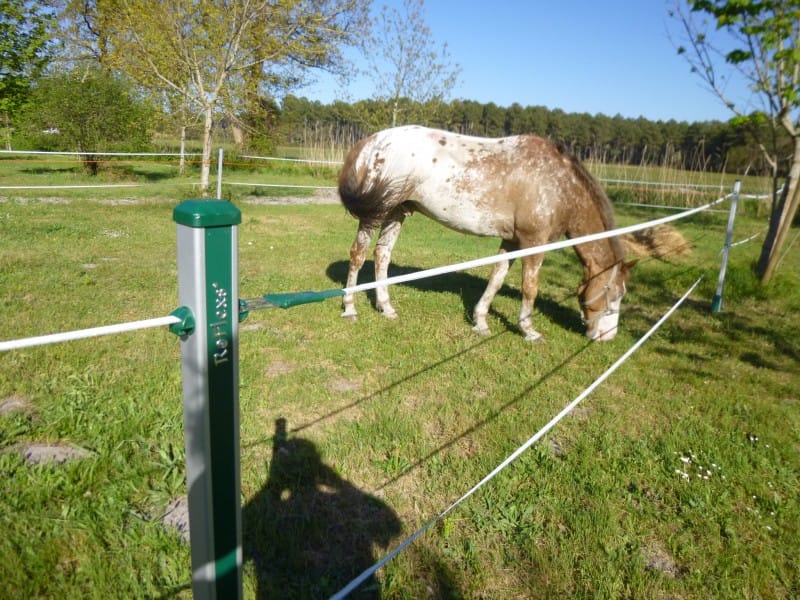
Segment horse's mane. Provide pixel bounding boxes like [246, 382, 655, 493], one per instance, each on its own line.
[556, 142, 626, 262]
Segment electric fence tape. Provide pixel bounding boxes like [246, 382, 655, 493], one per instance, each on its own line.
[329, 274, 706, 600]
[240, 193, 730, 314]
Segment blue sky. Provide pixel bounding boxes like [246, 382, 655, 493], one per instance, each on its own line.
[300, 1, 756, 123]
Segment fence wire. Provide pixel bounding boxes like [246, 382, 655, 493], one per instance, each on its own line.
[330, 275, 705, 600]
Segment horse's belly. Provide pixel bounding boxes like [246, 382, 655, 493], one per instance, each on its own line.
[411, 163, 519, 238]
[414, 199, 508, 238]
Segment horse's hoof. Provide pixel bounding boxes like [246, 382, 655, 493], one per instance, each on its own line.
[340, 311, 358, 321]
[472, 324, 491, 337]
[376, 304, 398, 319]
[524, 332, 545, 344]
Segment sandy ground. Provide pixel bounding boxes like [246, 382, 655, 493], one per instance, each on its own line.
[241, 187, 340, 205]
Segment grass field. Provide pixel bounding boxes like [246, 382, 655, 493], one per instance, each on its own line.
[0, 147, 774, 206]
[0, 157, 798, 599]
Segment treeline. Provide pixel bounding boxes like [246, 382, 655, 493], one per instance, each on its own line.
[11, 74, 780, 179]
[256, 95, 776, 176]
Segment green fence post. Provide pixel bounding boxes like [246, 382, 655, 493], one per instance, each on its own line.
[712, 180, 741, 313]
[173, 199, 243, 600]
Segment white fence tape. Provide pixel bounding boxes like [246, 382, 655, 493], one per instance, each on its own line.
[240, 154, 342, 166]
[1, 192, 730, 354]
[600, 177, 725, 191]
[0, 315, 181, 352]
[226, 182, 337, 190]
[0, 150, 200, 157]
[330, 274, 706, 600]
[0, 184, 143, 190]
[342, 193, 730, 297]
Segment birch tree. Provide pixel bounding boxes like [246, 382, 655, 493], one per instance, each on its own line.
[671, 0, 800, 283]
[364, 0, 461, 127]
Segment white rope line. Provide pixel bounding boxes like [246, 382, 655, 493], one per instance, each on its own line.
[614, 201, 732, 216]
[0, 184, 143, 190]
[0, 192, 730, 352]
[226, 182, 337, 190]
[0, 182, 201, 191]
[614, 201, 693, 211]
[739, 192, 773, 199]
[0, 315, 182, 352]
[342, 193, 731, 297]
[330, 274, 706, 600]
[729, 231, 762, 248]
[0, 150, 201, 157]
[600, 177, 725, 191]
[240, 154, 343, 166]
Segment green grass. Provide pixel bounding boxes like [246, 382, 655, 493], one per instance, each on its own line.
[2, 148, 771, 206]
[0, 173, 798, 598]
[0, 153, 339, 202]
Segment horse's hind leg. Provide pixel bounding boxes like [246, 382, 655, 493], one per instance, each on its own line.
[472, 240, 515, 336]
[373, 209, 407, 318]
[342, 221, 377, 319]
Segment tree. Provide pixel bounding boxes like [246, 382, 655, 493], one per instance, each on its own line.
[671, 0, 800, 283]
[57, 0, 370, 192]
[17, 69, 153, 173]
[0, 0, 54, 148]
[364, 0, 461, 127]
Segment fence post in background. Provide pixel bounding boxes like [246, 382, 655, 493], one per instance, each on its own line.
[712, 180, 741, 313]
[217, 148, 224, 199]
[173, 199, 243, 600]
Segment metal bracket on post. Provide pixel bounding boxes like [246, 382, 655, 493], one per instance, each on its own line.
[712, 180, 741, 313]
[173, 199, 243, 600]
[168, 305, 196, 337]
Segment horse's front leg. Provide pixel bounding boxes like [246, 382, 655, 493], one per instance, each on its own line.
[518, 253, 545, 342]
[342, 221, 377, 320]
[472, 240, 515, 336]
[373, 210, 406, 318]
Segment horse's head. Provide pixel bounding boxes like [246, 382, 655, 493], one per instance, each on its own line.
[578, 261, 634, 341]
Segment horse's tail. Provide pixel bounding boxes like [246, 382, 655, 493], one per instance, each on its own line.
[338, 136, 416, 226]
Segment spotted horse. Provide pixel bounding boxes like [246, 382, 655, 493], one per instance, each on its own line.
[338, 125, 634, 342]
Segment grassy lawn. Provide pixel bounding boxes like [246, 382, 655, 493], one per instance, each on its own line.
[0, 152, 340, 202]
[0, 159, 798, 598]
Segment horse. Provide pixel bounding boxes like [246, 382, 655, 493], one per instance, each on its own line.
[337, 125, 633, 342]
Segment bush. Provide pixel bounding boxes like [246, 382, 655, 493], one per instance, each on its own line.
[14, 69, 155, 172]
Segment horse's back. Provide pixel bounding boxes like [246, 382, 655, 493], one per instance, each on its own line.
[339, 126, 611, 239]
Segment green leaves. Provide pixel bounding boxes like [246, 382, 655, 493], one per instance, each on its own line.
[725, 48, 752, 64]
[0, 0, 55, 118]
[16, 69, 154, 164]
[363, 0, 461, 127]
[673, 0, 800, 281]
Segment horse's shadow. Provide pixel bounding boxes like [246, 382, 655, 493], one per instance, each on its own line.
[326, 260, 584, 335]
[243, 418, 405, 599]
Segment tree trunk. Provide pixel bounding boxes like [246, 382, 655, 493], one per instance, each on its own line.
[757, 138, 800, 284]
[179, 125, 186, 176]
[231, 121, 244, 147]
[200, 105, 213, 192]
[81, 155, 99, 175]
[3, 114, 11, 151]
